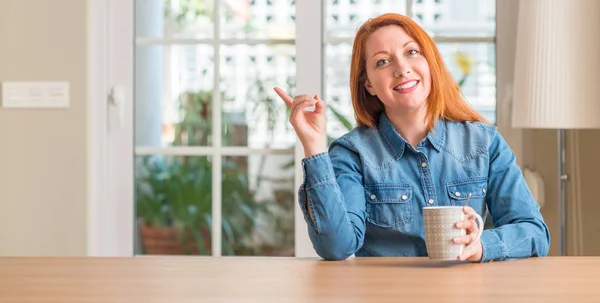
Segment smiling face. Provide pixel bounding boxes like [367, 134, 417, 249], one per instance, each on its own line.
[363, 25, 432, 115]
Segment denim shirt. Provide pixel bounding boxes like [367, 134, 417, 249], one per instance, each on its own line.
[298, 112, 550, 262]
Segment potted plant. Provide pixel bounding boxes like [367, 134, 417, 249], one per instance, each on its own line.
[136, 155, 212, 254]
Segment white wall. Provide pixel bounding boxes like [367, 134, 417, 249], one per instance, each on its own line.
[0, 0, 87, 256]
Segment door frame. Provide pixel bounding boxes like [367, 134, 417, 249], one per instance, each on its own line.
[87, 0, 134, 256]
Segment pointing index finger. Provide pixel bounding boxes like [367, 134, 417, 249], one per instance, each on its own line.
[273, 87, 293, 108]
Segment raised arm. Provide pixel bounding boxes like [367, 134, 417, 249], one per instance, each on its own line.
[298, 141, 368, 260]
[274, 87, 366, 260]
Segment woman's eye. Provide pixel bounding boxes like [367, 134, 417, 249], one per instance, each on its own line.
[408, 49, 420, 56]
[376, 59, 390, 67]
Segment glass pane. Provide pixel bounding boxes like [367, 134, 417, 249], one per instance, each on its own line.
[325, 43, 355, 141]
[220, 44, 296, 148]
[135, 155, 212, 256]
[220, 0, 295, 39]
[412, 0, 495, 37]
[438, 42, 496, 124]
[135, 45, 215, 147]
[222, 155, 295, 256]
[135, 0, 215, 39]
[325, 0, 407, 39]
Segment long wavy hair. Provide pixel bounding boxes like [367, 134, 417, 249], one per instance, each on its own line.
[349, 13, 489, 130]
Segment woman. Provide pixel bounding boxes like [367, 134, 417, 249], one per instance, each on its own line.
[274, 13, 550, 262]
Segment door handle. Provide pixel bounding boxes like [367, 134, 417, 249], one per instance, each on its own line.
[108, 85, 126, 128]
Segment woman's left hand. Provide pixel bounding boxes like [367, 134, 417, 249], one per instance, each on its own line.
[454, 206, 483, 262]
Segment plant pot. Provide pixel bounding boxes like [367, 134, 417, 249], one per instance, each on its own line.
[138, 223, 211, 255]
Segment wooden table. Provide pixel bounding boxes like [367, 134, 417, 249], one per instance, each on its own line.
[1, 256, 599, 302]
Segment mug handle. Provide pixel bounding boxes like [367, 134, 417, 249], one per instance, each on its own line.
[463, 211, 484, 252]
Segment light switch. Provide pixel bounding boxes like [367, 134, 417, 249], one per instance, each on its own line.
[1, 82, 69, 108]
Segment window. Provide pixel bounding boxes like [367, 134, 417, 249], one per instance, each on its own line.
[134, 0, 296, 257]
[133, 0, 496, 257]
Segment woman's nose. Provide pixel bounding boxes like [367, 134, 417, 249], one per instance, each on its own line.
[394, 61, 412, 77]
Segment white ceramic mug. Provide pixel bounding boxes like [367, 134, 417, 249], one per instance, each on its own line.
[423, 206, 484, 260]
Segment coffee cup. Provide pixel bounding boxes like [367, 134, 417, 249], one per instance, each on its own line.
[423, 206, 484, 260]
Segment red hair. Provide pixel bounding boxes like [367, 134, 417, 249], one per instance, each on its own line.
[349, 13, 489, 130]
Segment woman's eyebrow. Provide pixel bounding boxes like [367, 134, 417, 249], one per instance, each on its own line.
[370, 40, 418, 59]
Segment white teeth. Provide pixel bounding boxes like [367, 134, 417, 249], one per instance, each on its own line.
[395, 80, 418, 90]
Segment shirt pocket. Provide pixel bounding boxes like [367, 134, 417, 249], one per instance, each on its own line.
[364, 184, 414, 228]
[446, 177, 488, 212]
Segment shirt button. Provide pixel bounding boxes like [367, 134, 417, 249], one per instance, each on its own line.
[370, 194, 376, 200]
[401, 195, 408, 200]
[421, 162, 427, 168]
[428, 199, 434, 204]
[482, 189, 487, 194]
[455, 192, 461, 197]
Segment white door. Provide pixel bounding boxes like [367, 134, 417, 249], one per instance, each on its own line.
[94, 0, 501, 257]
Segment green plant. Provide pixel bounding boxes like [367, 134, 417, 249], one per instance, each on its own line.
[136, 153, 274, 255]
[136, 155, 212, 254]
[326, 102, 354, 145]
[163, 0, 213, 24]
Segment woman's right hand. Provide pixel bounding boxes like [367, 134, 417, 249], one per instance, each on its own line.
[274, 87, 327, 158]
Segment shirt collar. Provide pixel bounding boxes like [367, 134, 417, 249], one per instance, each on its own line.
[426, 119, 445, 152]
[378, 112, 445, 157]
[378, 112, 406, 159]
